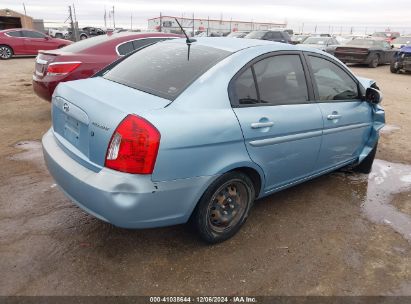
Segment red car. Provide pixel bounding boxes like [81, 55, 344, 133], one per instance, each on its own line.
[0, 28, 71, 60]
[32, 32, 181, 101]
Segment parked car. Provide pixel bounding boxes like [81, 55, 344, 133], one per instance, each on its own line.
[372, 31, 400, 43]
[291, 34, 309, 44]
[245, 30, 292, 44]
[42, 37, 384, 243]
[0, 28, 71, 60]
[82, 27, 106, 37]
[391, 36, 411, 49]
[301, 36, 339, 50]
[326, 39, 395, 68]
[390, 45, 411, 73]
[64, 30, 89, 40]
[33, 32, 180, 101]
[48, 28, 69, 39]
[227, 31, 250, 38]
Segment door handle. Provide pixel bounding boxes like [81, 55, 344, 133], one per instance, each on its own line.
[327, 114, 342, 120]
[251, 121, 274, 129]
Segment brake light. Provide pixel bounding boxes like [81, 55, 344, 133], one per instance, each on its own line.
[105, 115, 160, 174]
[47, 62, 81, 76]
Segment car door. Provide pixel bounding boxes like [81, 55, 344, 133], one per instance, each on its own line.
[305, 53, 373, 171]
[5, 30, 26, 54]
[381, 41, 395, 63]
[231, 52, 323, 193]
[22, 30, 55, 54]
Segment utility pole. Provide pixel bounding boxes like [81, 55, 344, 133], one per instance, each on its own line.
[112, 6, 115, 29]
[22, 3, 26, 15]
[207, 16, 210, 36]
[104, 8, 107, 28]
[301, 22, 304, 34]
[72, 3, 79, 41]
[68, 6, 75, 42]
[192, 13, 195, 37]
[131, 14, 133, 30]
[159, 12, 162, 32]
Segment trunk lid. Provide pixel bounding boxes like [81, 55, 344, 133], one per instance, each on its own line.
[52, 77, 171, 170]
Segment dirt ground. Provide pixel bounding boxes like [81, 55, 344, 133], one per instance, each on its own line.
[0, 58, 410, 296]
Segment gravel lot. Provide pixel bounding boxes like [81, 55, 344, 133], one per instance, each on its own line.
[0, 58, 410, 296]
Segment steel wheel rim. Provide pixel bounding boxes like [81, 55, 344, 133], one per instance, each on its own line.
[207, 179, 249, 233]
[0, 47, 11, 59]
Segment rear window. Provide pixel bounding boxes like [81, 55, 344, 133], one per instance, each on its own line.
[60, 35, 112, 52]
[103, 42, 231, 100]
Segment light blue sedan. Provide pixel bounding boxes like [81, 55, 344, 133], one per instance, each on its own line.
[42, 37, 385, 243]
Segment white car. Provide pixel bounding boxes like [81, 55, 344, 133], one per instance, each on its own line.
[391, 36, 411, 49]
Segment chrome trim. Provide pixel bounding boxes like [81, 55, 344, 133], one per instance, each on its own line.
[323, 122, 371, 135]
[249, 129, 322, 147]
[36, 56, 48, 65]
[115, 36, 177, 56]
[48, 61, 82, 66]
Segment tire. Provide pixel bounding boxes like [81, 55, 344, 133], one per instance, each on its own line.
[353, 140, 378, 174]
[192, 171, 255, 244]
[80, 34, 87, 40]
[0, 45, 13, 60]
[368, 54, 380, 68]
[390, 61, 400, 73]
[55, 33, 63, 39]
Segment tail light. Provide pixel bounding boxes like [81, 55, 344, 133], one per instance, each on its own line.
[47, 62, 81, 76]
[105, 115, 160, 174]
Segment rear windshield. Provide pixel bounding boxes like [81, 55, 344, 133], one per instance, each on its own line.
[103, 42, 231, 100]
[245, 31, 267, 39]
[60, 35, 111, 52]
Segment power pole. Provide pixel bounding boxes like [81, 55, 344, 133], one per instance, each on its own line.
[131, 14, 133, 30]
[22, 3, 26, 15]
[192, 13, 195, 37]
[112, 6, 115, 29]
[104, 8, 107, 28]
[68, 6, 75, 42]
[72, 3, 79, 41]
[159, 12, 162, 32]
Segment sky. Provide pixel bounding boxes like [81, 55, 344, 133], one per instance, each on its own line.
[3, 0, 411, 34]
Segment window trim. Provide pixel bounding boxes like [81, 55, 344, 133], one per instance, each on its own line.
[5, 30, 23, 38]
[303, 52, 364, 103]
[228, 50, 315, 108]
[115, 36, 177, 56]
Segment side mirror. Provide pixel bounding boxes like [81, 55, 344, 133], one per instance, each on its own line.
[365, 87, 383, 104]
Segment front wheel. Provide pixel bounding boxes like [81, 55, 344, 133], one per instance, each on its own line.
[390, 61, 400, 73]
[353, 140, 378, 174]
[0, 45, 13, 60]
[192, 172, 255, 243]
[80, 34, 87, 40]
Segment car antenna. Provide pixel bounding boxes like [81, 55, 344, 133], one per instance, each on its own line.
[174, 18, 196, 60]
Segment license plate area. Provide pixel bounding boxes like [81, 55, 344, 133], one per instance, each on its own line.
[64, 115, 81, 146]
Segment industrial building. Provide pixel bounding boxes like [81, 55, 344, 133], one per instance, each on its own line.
[148, 15, 286, 35]
[0, 8, 44, 31]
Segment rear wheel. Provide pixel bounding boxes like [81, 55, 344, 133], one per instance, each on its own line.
[80, 34, 87, 40]
[0, 45, 13, 60]
[368, 54, 380, 68]
[192, 172, 255, 243]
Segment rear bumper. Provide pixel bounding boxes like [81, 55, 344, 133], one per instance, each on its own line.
[32, 75, 59, 102]
[42, 129, 217, 228]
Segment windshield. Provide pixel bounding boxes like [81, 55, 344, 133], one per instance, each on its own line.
[103, 42, 231, 100]
[245, 31, 267, 39]
[303, 37, 329, 44]
[346, 39, 376, 47]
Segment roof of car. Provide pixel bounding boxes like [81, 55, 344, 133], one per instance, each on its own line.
[163, 37, 296, 52]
